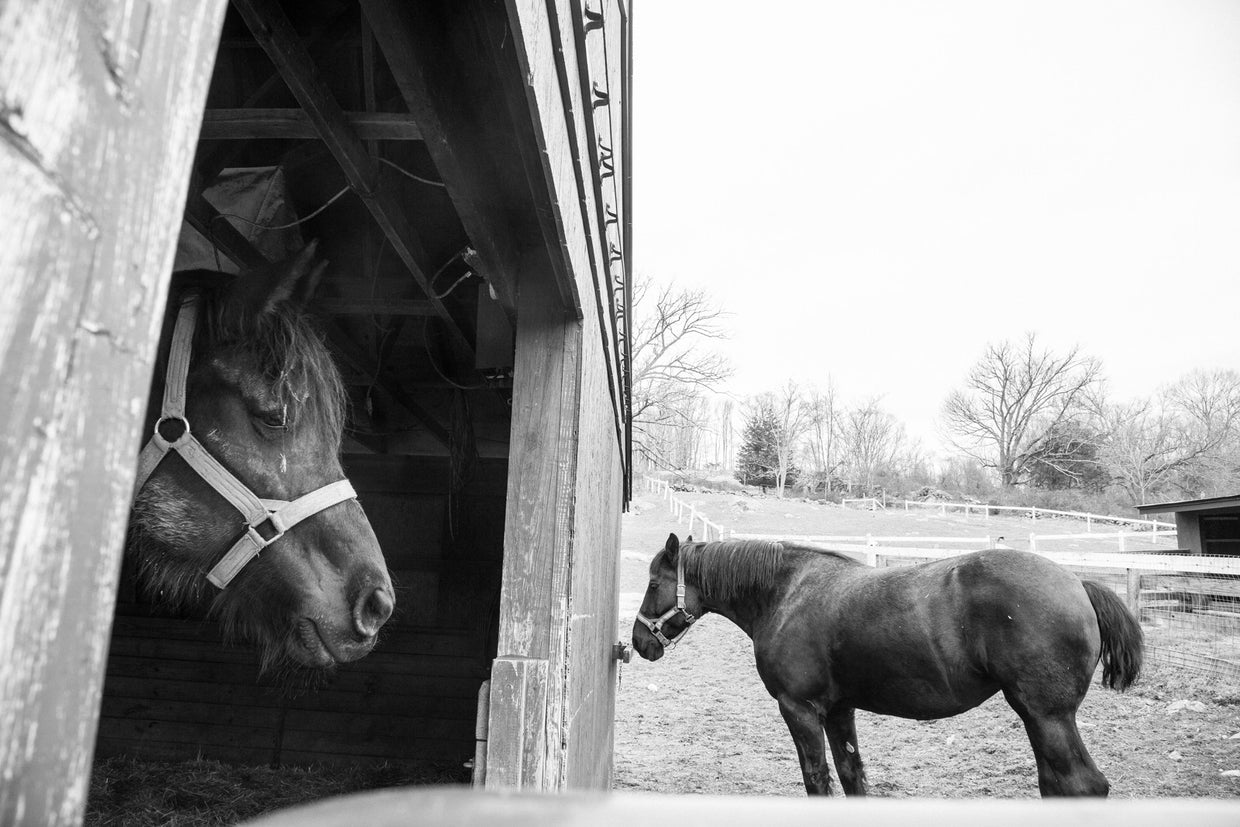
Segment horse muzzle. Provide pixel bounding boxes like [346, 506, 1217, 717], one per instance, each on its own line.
[630, 622, 665, 662]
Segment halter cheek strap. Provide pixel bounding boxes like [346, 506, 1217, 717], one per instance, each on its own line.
[133, 295, 357, 589]
[635, 552, 697, 648]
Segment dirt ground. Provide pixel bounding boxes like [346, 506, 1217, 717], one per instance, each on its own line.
[613, 489, 1240, 798]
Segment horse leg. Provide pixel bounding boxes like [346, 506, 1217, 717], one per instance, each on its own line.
[776, 696, 833, 795]
[1002, 688, 1109, 797]
[823, 707, 869, 796]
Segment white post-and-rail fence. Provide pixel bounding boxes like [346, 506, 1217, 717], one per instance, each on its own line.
[846, 497, 1176, 537]
[643, 477, 726, 542]
[731, 532, 998, 549]
[1028, 531, 1179, 553]
[644, 477, 1179, 552]
[732, 532, 1240, 614]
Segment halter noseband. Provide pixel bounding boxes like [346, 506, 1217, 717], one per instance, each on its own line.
[635, 551, 697, 648]
[132, 294, 357, 589]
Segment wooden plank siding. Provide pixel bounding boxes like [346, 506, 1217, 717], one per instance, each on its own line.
[563, 249, 625, 789]
[481, 0, 631, 792]
[0, 2, 228, 824]
[487, 253, 582, 790]
[96, 613, 485, 766]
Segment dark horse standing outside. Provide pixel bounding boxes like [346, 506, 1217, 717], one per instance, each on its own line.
[633, 534, 1143, 797]
[128, 244, 394, 672]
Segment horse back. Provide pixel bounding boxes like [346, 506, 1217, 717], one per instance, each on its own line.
[755, 549, 1100, 718]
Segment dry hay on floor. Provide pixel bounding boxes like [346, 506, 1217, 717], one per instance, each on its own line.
[86, 756, 469, 826]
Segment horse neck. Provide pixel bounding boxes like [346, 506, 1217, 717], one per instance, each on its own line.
[690, 545, 807, 638]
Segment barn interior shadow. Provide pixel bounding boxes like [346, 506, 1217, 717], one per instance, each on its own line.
[88, 1, 545, 819]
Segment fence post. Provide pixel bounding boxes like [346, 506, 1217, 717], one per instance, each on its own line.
[905, 501, 909, 512]
[940, 503, 946, 517]
[1029, 534, 1037, 553]
[1031, 507, 1037, 523]
[1118, 533, 1127, 552]
[1126, 569, 1140, 615]
[1087, 514, 1092, 533]
[688, 504, 697, 534]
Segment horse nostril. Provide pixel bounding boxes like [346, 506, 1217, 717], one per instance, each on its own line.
[354, 587, 394, 638]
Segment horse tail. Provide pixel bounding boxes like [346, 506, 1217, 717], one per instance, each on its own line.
[1081, 580, 1144, 691]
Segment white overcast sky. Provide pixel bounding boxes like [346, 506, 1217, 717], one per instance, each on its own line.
[631, 0, 1240, 456]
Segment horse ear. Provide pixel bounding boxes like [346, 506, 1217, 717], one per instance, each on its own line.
[231, 241, 327, 319]
[664, 533, 680, 558]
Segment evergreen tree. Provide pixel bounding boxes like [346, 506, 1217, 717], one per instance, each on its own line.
[737, 399, 781, 487]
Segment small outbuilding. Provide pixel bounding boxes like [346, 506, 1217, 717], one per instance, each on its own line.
[1136, 495, 1240, 557]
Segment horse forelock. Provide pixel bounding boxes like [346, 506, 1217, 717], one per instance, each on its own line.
[680, 540, 785, 603]
[199, 288, 347, 450]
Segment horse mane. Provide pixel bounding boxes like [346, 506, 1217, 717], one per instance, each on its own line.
[679, 540, 785, 603]
[677, 540, 860, 603]
[192, 276, 347, 451]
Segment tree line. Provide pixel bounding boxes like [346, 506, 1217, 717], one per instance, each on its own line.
[631, 279, 1240, 507]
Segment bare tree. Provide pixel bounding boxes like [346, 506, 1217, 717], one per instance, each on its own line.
[942, 333, 1102, 487]
[630, 276, 732, 469]
[837, 398, 906, 492]
[1099, 369, 1240, 503]
[771, 381, 812, 498]
[802, 381, 840, 493]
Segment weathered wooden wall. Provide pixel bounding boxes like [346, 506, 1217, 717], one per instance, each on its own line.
[483, 0, 630, 791]
[562, 268, 624, 788]
[0, 2, 227, 824]
[486, 252, 582, 790]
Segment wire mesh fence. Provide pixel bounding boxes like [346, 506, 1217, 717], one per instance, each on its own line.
[871, 549, 1240, 686]
[1134, 563, 1240, 681]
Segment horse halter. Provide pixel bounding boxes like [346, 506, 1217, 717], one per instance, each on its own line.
[635, 551, 697, 648]
[132, 294, 357, 589]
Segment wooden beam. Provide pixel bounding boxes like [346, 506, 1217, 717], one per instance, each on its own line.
[230, 0, 475, 359]
[487, 249, 582, 791]
[195, 11, 354, 182]
[183, 196, 450, 449]
[313, 297, 434, 317]
[0, 1, 229, 821]
[359, 0, 520, 317]
[200, 109, 423, 141]
[319, 317, 452, 449]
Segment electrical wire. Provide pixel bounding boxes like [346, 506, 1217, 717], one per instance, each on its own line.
[212, 184, 352, 232]
[421, 321, 488, 391]
[379, 157, 447, 188]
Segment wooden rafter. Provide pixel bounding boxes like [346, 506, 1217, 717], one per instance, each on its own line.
[312, 298, 434, 317]
[200, 109, 422, 141]
[230, 0, 475, 359]
[184, 193, 451, 450]
[196, 11, 352, 181]
[359, 0, 520, 317]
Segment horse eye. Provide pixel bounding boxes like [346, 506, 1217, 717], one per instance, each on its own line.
[256, 411, 287, 429]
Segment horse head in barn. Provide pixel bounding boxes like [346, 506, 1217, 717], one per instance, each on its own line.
[128, 243, 394, 671]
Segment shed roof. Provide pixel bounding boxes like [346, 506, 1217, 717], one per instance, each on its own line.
[1135, 494, 1240, 515]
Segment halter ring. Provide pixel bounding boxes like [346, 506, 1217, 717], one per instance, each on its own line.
[153, 415, 191, 449]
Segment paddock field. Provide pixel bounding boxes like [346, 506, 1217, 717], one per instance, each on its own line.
[614, 490, 1240, 798]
